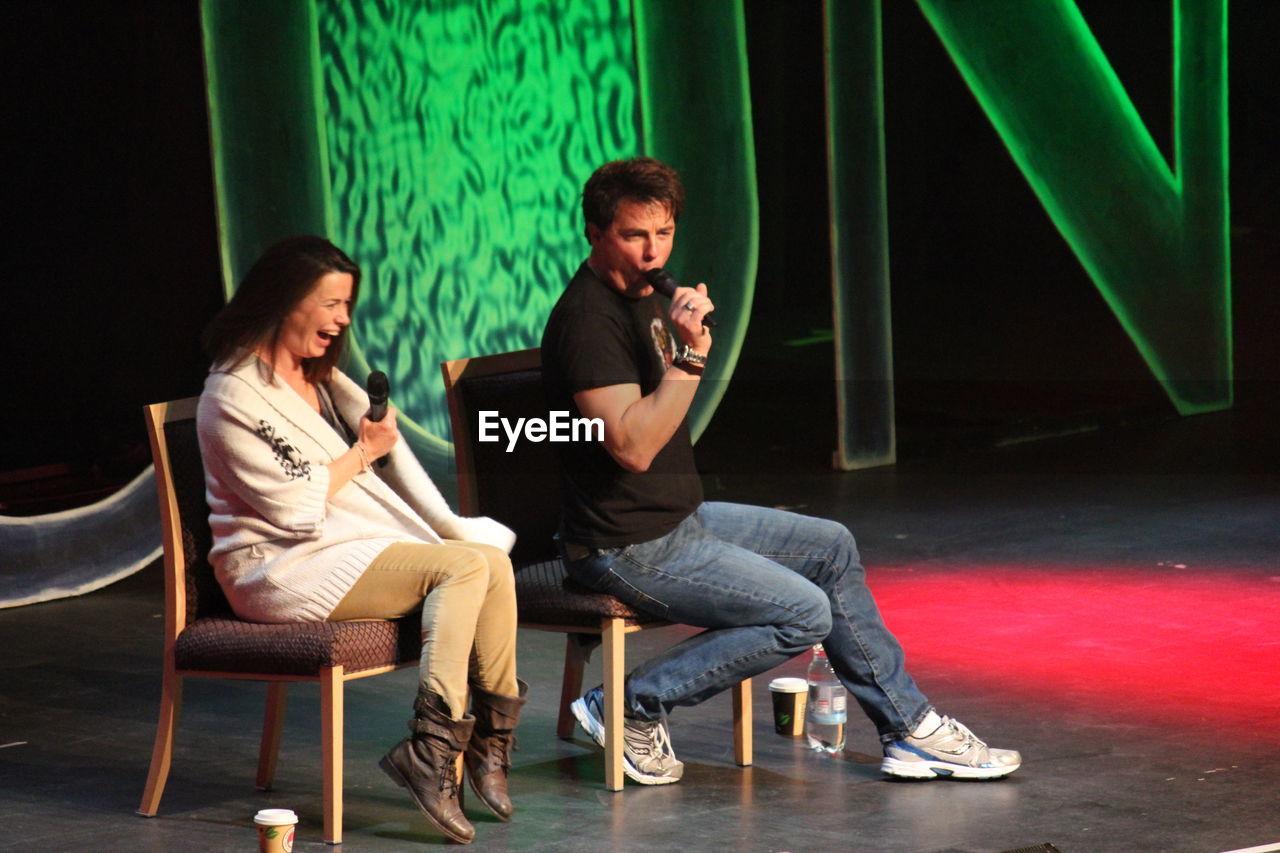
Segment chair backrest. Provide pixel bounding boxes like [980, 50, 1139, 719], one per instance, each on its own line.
[144, 398, 233, 634]
[441, 348, 562, 566]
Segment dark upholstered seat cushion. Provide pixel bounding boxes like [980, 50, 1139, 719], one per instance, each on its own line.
[513, 559, 667, 629]
[174, 616, 420, 676]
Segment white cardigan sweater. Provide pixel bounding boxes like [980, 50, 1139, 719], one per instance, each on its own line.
[197, 356, 514, 623]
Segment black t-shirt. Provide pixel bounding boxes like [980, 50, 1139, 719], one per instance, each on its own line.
[541, 262, 703, 547]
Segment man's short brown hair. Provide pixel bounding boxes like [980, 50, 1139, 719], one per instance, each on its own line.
[582, 157, 685, 238]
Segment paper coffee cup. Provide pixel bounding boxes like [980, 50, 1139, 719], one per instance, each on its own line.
[768, 677, 808, 736]
[254, 808, 297, 853]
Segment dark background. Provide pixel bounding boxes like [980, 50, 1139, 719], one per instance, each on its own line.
[0, 0, 222, 509]
[724, 0, 1279, 470]
[1, 0, 1275, 511]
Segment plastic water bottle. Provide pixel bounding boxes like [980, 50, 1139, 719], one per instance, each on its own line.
[805, 644, 847, 754]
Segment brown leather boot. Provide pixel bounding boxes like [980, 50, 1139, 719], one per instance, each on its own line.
[379, 693, 476, 844]
[464, 679, 527, 820]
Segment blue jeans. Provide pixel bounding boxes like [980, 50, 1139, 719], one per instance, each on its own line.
[564, 502, 931, 741]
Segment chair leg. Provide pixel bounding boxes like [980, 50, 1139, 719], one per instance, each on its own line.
[137, 669, 183, 816]
[320, 666, 344, 845]
[601, 618, 625, 791]
[256, 682, 289, 790]
[732, 678, 753, 766]
[557, 633, 597, 739]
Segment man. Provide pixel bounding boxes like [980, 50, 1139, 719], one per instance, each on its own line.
[541, 157, 1019, 785]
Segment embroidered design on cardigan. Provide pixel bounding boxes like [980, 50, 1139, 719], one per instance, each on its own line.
[256, 420, 312, 480]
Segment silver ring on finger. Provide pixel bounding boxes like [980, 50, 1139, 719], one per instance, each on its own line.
[684, 301, 696, 311]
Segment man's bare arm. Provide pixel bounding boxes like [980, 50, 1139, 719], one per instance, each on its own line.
[575, 282, 714, 472]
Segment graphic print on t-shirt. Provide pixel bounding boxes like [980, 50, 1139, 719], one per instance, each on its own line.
[650, 316, 675, 369]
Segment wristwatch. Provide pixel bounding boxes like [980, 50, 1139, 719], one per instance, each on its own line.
[673, 345, 707, 375]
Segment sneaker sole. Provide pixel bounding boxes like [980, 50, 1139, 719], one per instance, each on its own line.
[569, 696, 607, 749]
[569, 697, 682, 786]
[881, 755, 1020, 780]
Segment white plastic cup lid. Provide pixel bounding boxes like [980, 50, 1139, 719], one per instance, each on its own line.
[254, 808, 298, 826]
[768, 677, 808, 693]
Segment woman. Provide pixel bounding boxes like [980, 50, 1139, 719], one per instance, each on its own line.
[197, 235, 521, 844]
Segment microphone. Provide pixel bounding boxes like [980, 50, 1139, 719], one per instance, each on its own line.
[644, 268, 717, 327]
[366, 371, 389, 422]
[366, 370, 390, 467]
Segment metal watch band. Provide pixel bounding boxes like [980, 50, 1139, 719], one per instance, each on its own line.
[674, 345, 707, 367]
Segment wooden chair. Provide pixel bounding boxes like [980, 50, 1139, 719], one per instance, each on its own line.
[440, 348, 751, 791]
[136, 397, 421, 844]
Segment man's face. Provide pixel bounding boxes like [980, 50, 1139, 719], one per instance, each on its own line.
[586, 198, 676, 297]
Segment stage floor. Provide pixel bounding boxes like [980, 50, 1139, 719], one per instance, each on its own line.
[1, 399, 1277, 853]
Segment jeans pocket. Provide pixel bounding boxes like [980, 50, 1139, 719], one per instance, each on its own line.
[566, 548, 670, 620]
[602, 567, 670, 621]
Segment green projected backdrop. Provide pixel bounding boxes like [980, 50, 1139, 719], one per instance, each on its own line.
[823, 0, 1230, 473]
[204, 0, 759, 481]
[916, 0, 1231, 414]
[202, 0, 330, 292]
[632, 0, 758, 440]
[824, 0, 895, 470]
[316, 0, 639, 445]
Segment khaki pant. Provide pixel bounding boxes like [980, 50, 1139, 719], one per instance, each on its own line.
[328, 541, 518, 718]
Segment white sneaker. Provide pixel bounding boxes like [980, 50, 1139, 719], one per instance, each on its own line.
[882, 713, 1021, 779]
[570, 687, 684, 785]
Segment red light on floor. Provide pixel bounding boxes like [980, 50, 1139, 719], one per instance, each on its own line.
[871, 566, 1280, 744]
